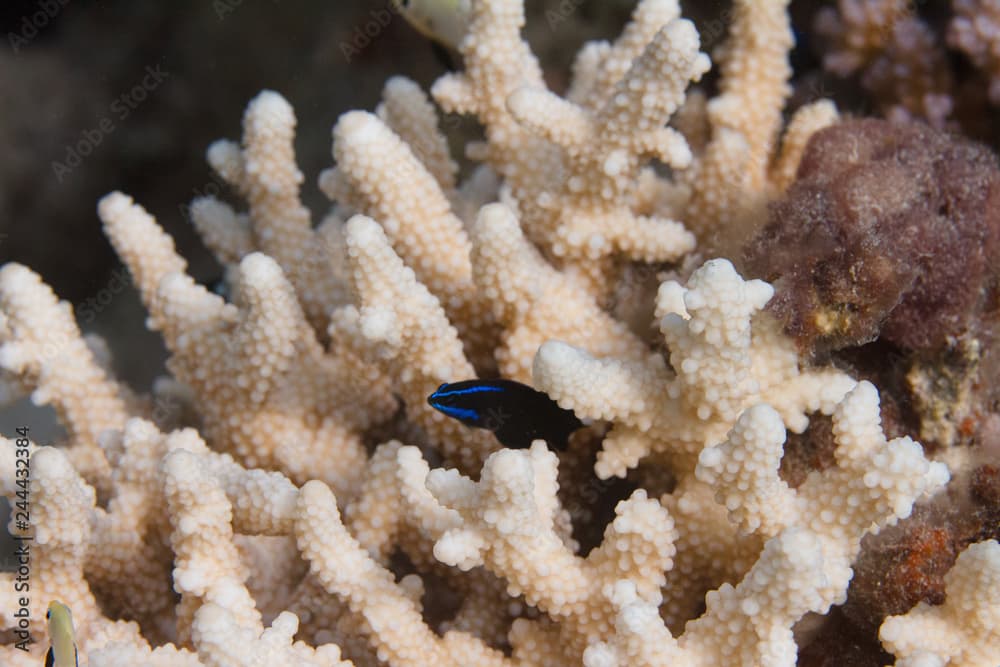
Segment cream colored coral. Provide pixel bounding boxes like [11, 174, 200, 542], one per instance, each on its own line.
[343, 440, 408, 562]
[531, 259, 858, 637]
[100, 192, 395, 495]
[585, 384, 946, 666]
[567, 0, 685, 111]
[376, 76, 459, 202]
[192, 604, 354, 667]
[656, 477, 761, 632]
[698, 380, 948, 583]
[585, 528, 828, 667]
[0, 445, 97, 636]
[0, 444, 143, 663]
[407, 442, 676, 658]
[432, 0, 547, 180]
[87, 642, 202, 667]
[664, 380, 944, 637]
[681, 0, 837, 254]
[86, 420, 176, 624]
[0, 415, 366, 665]
[533, 258, 857, 479]
[385, 444, 524, 648]
[3, 0, 991, 663]
[700, 0, 792, 190]
[324, 109, 496, 368]
[332, 214, 496, 472]
[880, 539, 1000, 667]
[0, 263, 130, 493]
[325, 111, 471, 306]
[188, 196, 253, 266]
[768, 99, 839, 191]
[163, 447, 262, 642]
[470, 203, 649, 383]
[434, 1, 712, 296]
[198, 90, 348, 330]
[295, 479, 506, 667]
[680, 382, 948, 638]
[504, 17, 706, 282]
[161, 448, 351, 666]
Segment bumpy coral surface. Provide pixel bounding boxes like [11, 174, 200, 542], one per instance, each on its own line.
[815, 0, 955, 127]
[813, 0, 1000, 138]
[0, 2, 994, 666]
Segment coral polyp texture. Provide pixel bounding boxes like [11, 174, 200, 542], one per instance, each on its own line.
[1, 1, 997, 666]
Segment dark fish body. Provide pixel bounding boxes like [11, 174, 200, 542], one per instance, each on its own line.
[428, 379, 582, 450]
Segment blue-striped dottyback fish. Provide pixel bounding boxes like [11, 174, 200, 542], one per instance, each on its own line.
[428, 379, 582, 450]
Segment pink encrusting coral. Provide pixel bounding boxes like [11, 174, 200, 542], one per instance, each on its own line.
[1, 1, 997, 666]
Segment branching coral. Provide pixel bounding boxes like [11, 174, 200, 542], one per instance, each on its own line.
[815, 0, 955, 126]
[192, 90, 351, 330]
[0, 264, 131, 496]
[879, 539, 1000, 667]
[533, 258, 856, 479]
[679, 0, 835, 253]
[949, 0, 1000, 105]
[428, 0, 820, 289]
[0, 1, 992, 665]
[322, 109, 497, 370]
[331, 214, 498, 473]
[583, 382, 948, 667]
[469, 203, 650, 383]
[99, 193, 396, 495]
[405, 443, 675, 654]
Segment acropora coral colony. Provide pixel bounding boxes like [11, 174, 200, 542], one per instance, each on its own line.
[1, 1, 998, 666]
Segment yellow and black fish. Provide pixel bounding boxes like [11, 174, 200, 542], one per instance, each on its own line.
[428, 379, 582, 450]
[44, 601, 78, 667]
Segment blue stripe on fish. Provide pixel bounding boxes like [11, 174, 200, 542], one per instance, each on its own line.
[434, 404, 481, 421]
[430, 384, 505, 399]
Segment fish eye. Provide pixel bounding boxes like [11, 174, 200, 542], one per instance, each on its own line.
[46, 609, 51, 619]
